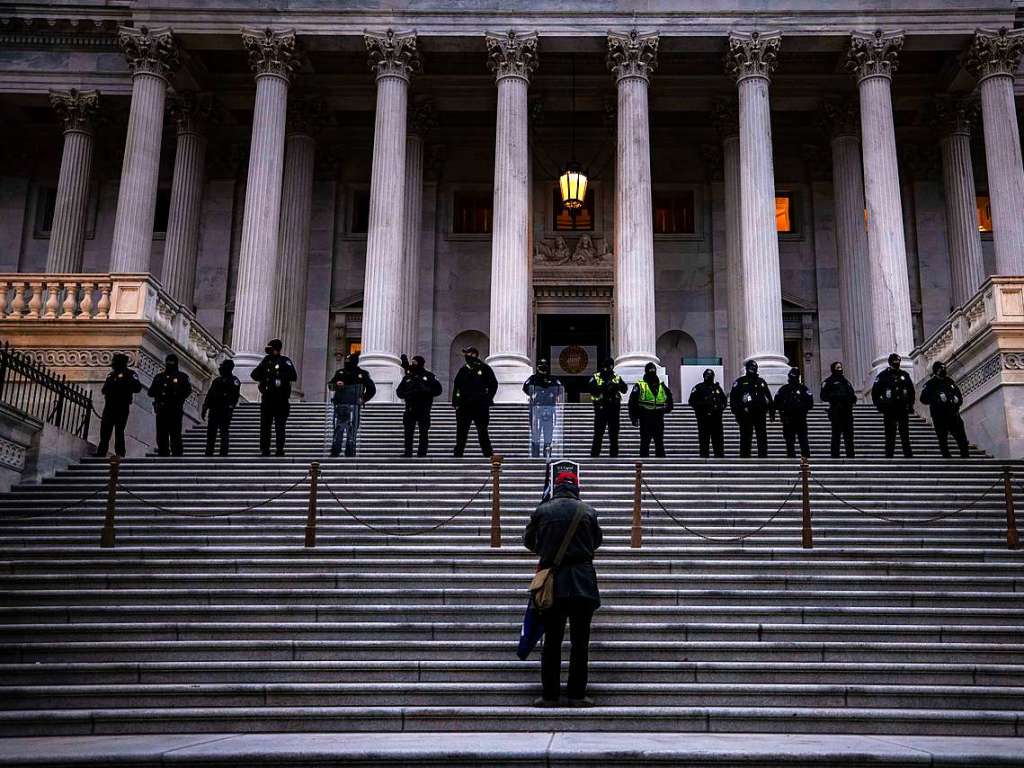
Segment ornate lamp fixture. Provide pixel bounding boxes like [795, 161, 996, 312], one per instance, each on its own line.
[558, 54, 588, 213]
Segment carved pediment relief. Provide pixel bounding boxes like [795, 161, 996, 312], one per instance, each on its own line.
[534, 235, 611, 267]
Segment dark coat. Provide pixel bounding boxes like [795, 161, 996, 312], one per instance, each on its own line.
[251, 354, 298, 401]
[452, 359, 497, 411]
[523, 373, 563, 406]
[773, 382, 814, 424]
[148, 369, 192, 413]
[688, 381, 727, 418]
[397, 369, 442, 413]
[820, 373, 857, 417]
[202, 374, 241, 416]
[871, 368, 916, 414]
[523, 485, 602, 607]
[102, 367, 142, 410]
[729, 373, 775, 420]
[329, 366, 377, 406]
[920, 375, 964, 416]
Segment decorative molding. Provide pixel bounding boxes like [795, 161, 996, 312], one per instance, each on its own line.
[932, 95, 979, 139]
[169, 91, 219, 137]
[241, 27, 300, 81]
[724, 31, 781, 83]
[364, 29, 420, 82]
[117, 25, 180, 80]
[846, 29, 904, 82]
[485, 30, 538, 83]
[965, 27, 1024, 82]
[0, 18, 120, 50]
[607, 28, 659, 83]
[0, 436, 27, 472]
[49, 89, 100, 134]
[821, 98, 860, 140]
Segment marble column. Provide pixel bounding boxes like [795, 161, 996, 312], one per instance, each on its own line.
[824, 98, 874, 393]
[485, 30, 537, 402]
[400, 99, 433, 359]
[847, 30, 915, 374]
[608, 29, 660, 381]
[162, 92, 214, 307]
[966, 27, 1024, 276]
[109, 26, 180, 273]
[231, 28, 299, 391]
[725, 31, 789, 388]
[46, 89, 99, 273]
[273, 96, 324, 395]
[935, 96, 985, 306]
[713, 100, 744, 378]
[359, 30, 420, 402]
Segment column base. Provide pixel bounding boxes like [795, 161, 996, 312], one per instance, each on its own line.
[358, 352, 404, 404]
[487, 354, 532, 404]
[232, 351, 264, 403]
[614, 352, 664, 385]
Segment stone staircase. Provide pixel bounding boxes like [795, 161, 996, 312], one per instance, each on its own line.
[0, 403, 1021, 765]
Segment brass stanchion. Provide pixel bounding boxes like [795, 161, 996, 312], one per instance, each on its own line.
[490, 454, 503, 548]
[305, 462, 320, 548]
[1003, 466, 1020, 551]
[800, 457, 813, 549]
[100, 455, 120, 548]
[631, 462, 643, 549]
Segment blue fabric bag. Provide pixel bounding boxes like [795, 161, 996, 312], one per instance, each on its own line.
[517, 600, 545, 660]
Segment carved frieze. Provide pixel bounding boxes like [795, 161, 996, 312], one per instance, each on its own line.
[534, 235, 613, 284]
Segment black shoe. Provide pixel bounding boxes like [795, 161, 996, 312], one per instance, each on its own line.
[261, 452, 271, 457]
[275, 451, 285, 457]
[533, 697, 559, 708]
[567, 696, 595, 708]
[402, 453, 412, 458]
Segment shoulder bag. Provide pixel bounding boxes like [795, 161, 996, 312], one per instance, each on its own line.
[529, 507, 586, 612]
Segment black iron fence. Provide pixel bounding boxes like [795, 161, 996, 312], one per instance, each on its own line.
[0, 341, 92, 439]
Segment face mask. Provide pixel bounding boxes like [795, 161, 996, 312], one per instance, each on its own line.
[834, 367, 843, 376]
[465, 355, 476, 364]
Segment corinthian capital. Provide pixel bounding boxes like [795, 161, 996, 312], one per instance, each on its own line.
[965, 27, 1024, 82]
[49, 89, 100, 133]
[117, 26, 180, 80]
[846, 29, 904, 82]
[242, 28, 300, 81]
[607, 29, 659, 83]
[485, 30, 538, 83]
[169, 91, 219, 136]
[724, 31, 781, 82]
[821, 98, 860, 140]
[286, 95, 328, 137]
[365, 29, 420, 81]
[933, 95, 979, 138]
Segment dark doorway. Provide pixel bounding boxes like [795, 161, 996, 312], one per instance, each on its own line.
[536, 314, 611, 402]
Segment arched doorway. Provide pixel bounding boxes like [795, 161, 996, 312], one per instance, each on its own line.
[449, 330, 489, 398]
[656, 330, 698, 400]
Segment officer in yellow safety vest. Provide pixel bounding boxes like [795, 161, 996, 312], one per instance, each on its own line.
[587, 358, 628, 457]
[628, 362, 675, 458]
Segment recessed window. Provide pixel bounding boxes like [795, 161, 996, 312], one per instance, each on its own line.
[153, 188, 171, 235]
[977, 195, 993, 233]
[33, 186, 57, 237]
[776, 193, 798, 234]
[350, 188, 370, 234]
[452, 189, 493, 234]
[552, 186, 594, 232]
[653, 189, 695, 235]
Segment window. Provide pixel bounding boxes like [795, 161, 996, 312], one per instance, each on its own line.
[977, 195, 993, 233]
[348, 342, 362, 355]
[653, 189, 695, 235]
[153, 188, 171, 235]
[350, 188, 370, 234]
[452, 189, 493, 234]
[33, 186, 58, 237]
[552, 186, 595, 232]
[775, 193, 798, 234]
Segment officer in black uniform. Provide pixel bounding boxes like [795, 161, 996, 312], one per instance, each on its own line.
[148, 353, 192, 457]
[523, 359, 563, 458]
[920, 361, 970, 458]
[628, 362, 674, 458]
[95, 353, 142, 457]
[251, 338, 297, 457]
[688, 368, 727, 458]
[396, 355, 441, 457]
[820, 361, 857, 458]
[452, 346, 497, 457]
[328, 352, 376, 457]
[729, 360, 775, 458]
[587, 358, 627, 457]
[774, 367, 814, 459]
[202, 359, 241, 457]
[871, 352, 915, 458]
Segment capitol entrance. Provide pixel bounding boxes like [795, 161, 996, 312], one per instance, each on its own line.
[535, 314, 611, 402]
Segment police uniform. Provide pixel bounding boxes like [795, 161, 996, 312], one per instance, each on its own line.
[96, 356, 142, 457]
[148, 362, 192, 457]
[628, 372, 674, 458]
[729, 370, 774, 458]
[821, 370, 857, 458]
[523, 371, 562, 458]
[452, 358, 497, 457]
[202, 365, 241, 456]
[774, 373, 814, 459]
[688, 378, 727, 458]
[251, 352, 297, 456]
[871, 363, 915, 458]
[396, 364, 440, 457]
[587, 367, 627, 457]
[329, 360, 376, 457]
[920, 370, 969, 458]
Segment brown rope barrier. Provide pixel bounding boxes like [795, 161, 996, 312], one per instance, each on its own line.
[117, 468, 311, 517]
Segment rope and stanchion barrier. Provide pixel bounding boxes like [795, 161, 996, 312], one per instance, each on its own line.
[800, 457, 813, 549]
[305, 461, 320, 548]
[1003, 466, 1020, 550]
[490, 454, 504, 548]
[631, 462, 643, 549]
[100, 456, 119, 548]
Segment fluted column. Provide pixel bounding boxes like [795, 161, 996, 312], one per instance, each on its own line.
[231, 28, 299, 391]
[46, 89, 99, 273]
[608, 29, 659, 380]
[162, 92, 214, 306]
[713, 100, 744, 378]
[359, 30, 420, 402]
[485, 31, 537, 402]
[935, 96, 985, 306]
[400, 99, 433, 358]
[824, 98, 874, 393]
[726, 31, 789, 388]
[109, 26, 180, 273]
[273, 96, 324, 396]
[847, 30, 915, 374]
[966, 27, 1024, 275]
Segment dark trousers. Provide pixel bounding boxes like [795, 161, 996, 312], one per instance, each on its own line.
[697, 413, 724, 458]
[591, 405, 620, 457]
[738, 414, 768, 457]
[638, 412, 666, 457]
[331, 403, 359, 457]
[260, 399, 289, 456]
[883, 411, 913, 458]
[782, 416, 810, 459]
[541, 598, 596, 702]
[403, 410, 430, 457]
[454, 407, 492, 457]
[97, 406, 129, 457]
[155, 408, 184, 457]
[934, 413, 969, 458]
[205, 410, 232, 456]
[829, 412, 855, 458]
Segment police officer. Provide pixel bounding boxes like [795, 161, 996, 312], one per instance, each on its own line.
[251, 338, 297, 457]
[328, 352, 376, 457]
[821, 361, 857, 458]
[452, 346, 497, 457]
[396, 355, 441, 457]
[920, 361, 970, 458]
[774, 367, 814, 459]
[148, 354, 192, 457]
[202, 359, 241, 457]
[871, 352, 915, 458]
[729, 360, 775, 458]
[629, 362, 674, 458]
[688, 368, 727, 458]
[587, 358, 627, 458]
[523, 359, 563, 458]
[95, 353, 142, 457]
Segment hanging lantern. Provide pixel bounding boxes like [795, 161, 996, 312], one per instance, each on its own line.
[559, 162, 588, 210]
